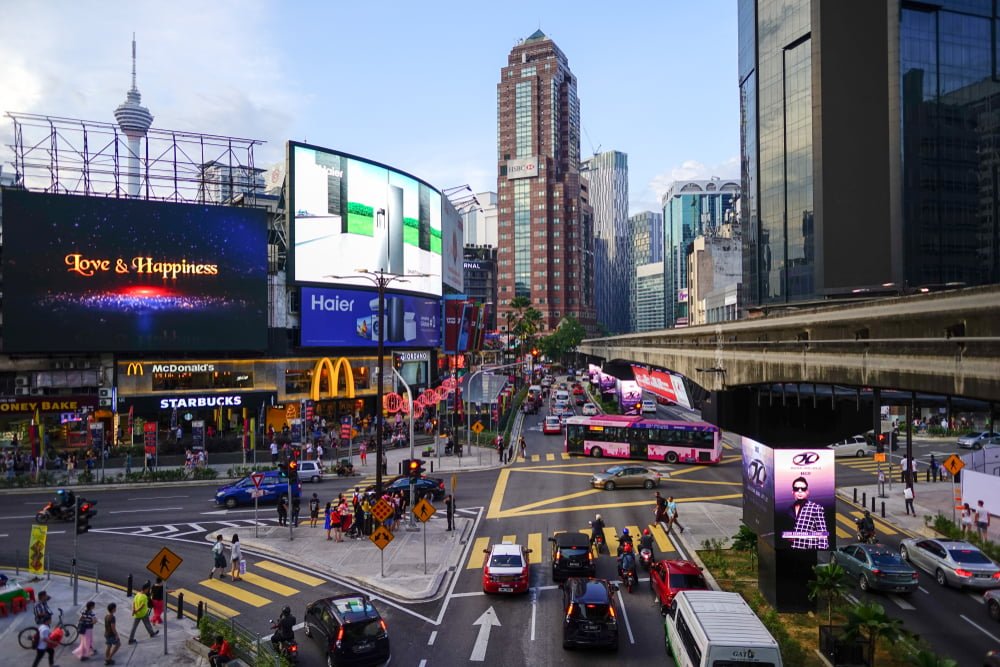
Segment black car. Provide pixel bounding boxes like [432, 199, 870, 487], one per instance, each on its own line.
[304, 595, 390, 667]
[549, 532, 596, 581]
[366, 475, 446, 501]
[561, 578, 619, 650]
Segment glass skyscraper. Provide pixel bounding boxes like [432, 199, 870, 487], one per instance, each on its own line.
[629, 210, 663, 332]
[739, 0, 1000, 307]
[582, 151, 630, 334]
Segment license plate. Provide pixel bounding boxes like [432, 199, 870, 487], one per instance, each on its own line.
[499, 586, 513, 593]
[585, 624, 598, 632]
[568, 562, 580, 567]
[353, 642, 371, 652]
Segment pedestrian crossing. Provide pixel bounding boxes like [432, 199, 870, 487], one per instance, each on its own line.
[465, 522, 677, 570]
[171, 558, 327, 619]
[91, 519, 276, 541]
[833, 510, 904, 541]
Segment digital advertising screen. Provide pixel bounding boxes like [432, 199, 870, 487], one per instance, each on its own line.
[443, 297, 466, 354]
[774, 448, 835, 550]
[300, 286, 441, 348]
[630, 365, 693, 409]
[741, 436, 775, 540]
[290, 143, 442, 297]
[1, 189, 267, 352]
[441, 198, 464, 293]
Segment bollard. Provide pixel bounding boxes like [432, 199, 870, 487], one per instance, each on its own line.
[126, 574, 133, 598]
[871, 496, 876, 512]
[197, 600, 204, 622]
[853, 488, 857, 503]
[862, 492, 867, 507]
[926, 469, 930, 483]
[430, 461, 434, 473]
[176, 592, 184, 620]
[881, 501, 886, 519]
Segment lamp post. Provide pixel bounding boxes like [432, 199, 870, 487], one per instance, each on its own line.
[328, 268, 428, 497]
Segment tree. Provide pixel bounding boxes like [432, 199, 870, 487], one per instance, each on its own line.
[843, 602, 905, 667]
[807, 562, 848, 627]
[538, 316, 587, 362]
[505, 296, 531, 354]
[908, 650, 957, 667]
[731, 525, 758, 568]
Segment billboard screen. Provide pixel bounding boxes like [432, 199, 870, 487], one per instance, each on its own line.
[300, 286, 441, 348]
[775, 448, 834, 550]
[290, 143, 442, 297]
[1, 189, 267, 352]
[441, 198, 464, 293]
[630, 365, 692, 410]
[741, 437, 775, 540]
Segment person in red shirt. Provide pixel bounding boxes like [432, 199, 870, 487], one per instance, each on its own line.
[209, 634, 233, 666]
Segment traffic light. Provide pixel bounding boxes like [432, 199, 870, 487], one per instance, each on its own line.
[875, 432, 886, 454]
[406, 459, 420, 478]
[531, 348, 539, 358]
[287, 459, 299, 485]
[76, 498, 97, 535]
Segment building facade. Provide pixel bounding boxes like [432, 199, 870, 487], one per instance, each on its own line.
[662, 179, 739, 327]
[739, 0, 1000, 308]
[496, 30, 595, 334]
[463, 191, 498, 248]
[635, 262, 666, 332]
[462, 245, 499, 330]
[629, 210, 663, 332]
[582, 150, 630, 334]
[687, 226, 742, 326]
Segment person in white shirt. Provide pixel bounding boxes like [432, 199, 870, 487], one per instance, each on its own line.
[270, 441, 279, 464]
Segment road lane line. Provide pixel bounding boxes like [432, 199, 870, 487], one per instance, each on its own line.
[253, 561, 324, 587]
[427, 631, 437, 645]
[961, 614, 1000, 643]
[467, 537, 490, 569]
[530, 587, 537, 641]
[650, 524, 673, 553]
[502, 534, 517, 545]
[968, 592, 987, 605]
[527, 533, 542, 564]
[109, 507, 183, 514]
[200, 578, 270, 607]
[239, 572, 299, 597]
[172, 589, 239, 618]
[888, 594, 915, 610]
[545, 453, 555, 461]
[615, 589, 636, 644]
[485, 469, 511, 520]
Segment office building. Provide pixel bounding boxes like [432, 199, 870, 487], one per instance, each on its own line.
[629, 210, 663, 332]
[738, 0, 1000, 308]
[635, 262, 666, 332]
[496, 30, 595, 334]
[463, 191, 499, 248]
[582, 150, 630, 334]
[688, 223, 742, 326]
[662, 179, 739, 327]
[463, 245, 499, 330]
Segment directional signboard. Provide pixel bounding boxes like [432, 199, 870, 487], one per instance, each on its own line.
[471, 421, 485, 434]
[943, 454, 965, 477]
[412, 498, 436, 523]
[370, 525, 394, 550]
[147, 546, 183, 580]
[250, 472, 265, 489]
[372, 498, 394, 524]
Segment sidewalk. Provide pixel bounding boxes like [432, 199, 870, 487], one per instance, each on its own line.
[0, 569, 201, 666]
[837, 478, 958, 539]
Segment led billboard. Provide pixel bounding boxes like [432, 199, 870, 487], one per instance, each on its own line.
[290, 143, 442, 296]
[741, 436, 775, 540]
[775, 449, 834, 550]
[300, 287, 441, 348]
[1, 189, 267, 352]
[630, 365, 692, 410]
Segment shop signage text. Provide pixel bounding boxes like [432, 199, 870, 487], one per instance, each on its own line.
[396, 351, 430, 362]
[125, 362, 217, 376]
[159, 395, 243, 409]
[0, 399, 92, 413]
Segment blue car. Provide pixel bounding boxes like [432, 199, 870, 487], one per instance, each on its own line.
[215, 470, 302, 508]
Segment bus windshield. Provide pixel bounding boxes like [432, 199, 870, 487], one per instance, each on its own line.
[563, 415, 722, 464]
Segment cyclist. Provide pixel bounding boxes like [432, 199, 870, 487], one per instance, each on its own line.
[589, 513, 607, 553]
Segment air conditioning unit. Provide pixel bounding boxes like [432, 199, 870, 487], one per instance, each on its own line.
[99, 398, 112, 408]
[14, 376, 28, 387]
[30, 387, 45, 396]
[15, 387, 29, 396]
[98, 388, 113, 399]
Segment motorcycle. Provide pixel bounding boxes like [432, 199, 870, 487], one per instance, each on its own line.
[268, 620, 298, 664]
[35, 501, 75, 523]
[618, 564, 637, 593]
[639, 547, 654, 570]
[855, 520, 877, 544]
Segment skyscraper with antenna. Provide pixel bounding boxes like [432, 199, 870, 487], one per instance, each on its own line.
[113, 34, 153, 197]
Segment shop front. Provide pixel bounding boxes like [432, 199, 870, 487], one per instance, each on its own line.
[0, 394, 102, 457]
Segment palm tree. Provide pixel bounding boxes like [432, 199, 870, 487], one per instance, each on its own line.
[731, 525, 758, 568]
[807, 562, 848, 627]
[505, 296, 531, 356]
[843, 602, 905, 667]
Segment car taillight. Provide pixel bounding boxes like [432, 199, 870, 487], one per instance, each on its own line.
[587, 551, 593, 561]
[955, 568, 973, 578]
[288, 643, 298, 654]
[871, 569, 882, 577]
[912, 572, 919, 579]
[379, 618, 388, 634]
[333, 625, 344, 650]
[565, 603, 574, 618]
[438, 482, 445, 489]
[993, 572, 1000, 580]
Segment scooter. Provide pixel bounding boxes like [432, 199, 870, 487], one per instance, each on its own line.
[35, 501, 75, 523]
[619, 565, 637, 593]
[268, 621, 299, 664]
[639, 547, 654, 570]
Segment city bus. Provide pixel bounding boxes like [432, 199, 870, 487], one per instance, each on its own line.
[564, 415, 722, 464]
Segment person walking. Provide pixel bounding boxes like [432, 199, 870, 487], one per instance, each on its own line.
[229, 534, 243, 581]
[126, 581, 158, 644]
[309, 493, 320, 527]
[929, 454, 939, 482]
[360, 440, 368, 466]
[977, 500, 991, 540]
[900, 455, 911, 484]
[209, 534, 227, 579]
[903, 485, 916, 516]
[72, 600, 98, 660]
[445, 494, 455, 531]
[331, 502, 343, 542]
[150, 577, 165, 625]
[518, 435, 527, 460]
[103, 603, 120, 666]
[653, 491, 667, 525]
[961, 502, 974, 536]
[276, 497, 288, 526]
[666, 495, 685, 534]
[31, 612, 58, 667]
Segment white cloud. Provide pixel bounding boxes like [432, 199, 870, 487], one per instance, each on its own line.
[630, 156, 740, 214]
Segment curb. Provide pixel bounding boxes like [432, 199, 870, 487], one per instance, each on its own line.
[673, 527, 724, 593]
[835, 489, 941, 540]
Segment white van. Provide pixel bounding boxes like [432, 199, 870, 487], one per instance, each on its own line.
[665, 590, 782, 667]
[554, 390, 570, 403]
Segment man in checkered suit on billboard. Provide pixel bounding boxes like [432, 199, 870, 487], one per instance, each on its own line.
[784, 476, 829, 549]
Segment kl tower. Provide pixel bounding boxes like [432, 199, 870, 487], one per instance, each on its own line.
[113, 34, 153, 197]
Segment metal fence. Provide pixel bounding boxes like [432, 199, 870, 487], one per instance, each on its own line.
[192, 603, 286, 667]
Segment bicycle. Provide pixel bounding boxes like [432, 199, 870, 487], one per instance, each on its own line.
[18, 607, 79, 649]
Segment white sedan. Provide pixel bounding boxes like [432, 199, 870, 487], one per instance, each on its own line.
[581, 402, 599, 416]
[827, 435, 875, 458]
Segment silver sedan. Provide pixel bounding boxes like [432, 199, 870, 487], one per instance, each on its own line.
[899, 538, 1000, 589]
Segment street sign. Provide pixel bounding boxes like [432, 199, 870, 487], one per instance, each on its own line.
[250, 489, 265, 498]
[371, 498, 394, 524]
[412, 498, 436, 523]
[147, 546, 183, 580]
[370, 525, 394, 550]
[250, 472, 265, 489]
[471, 421, 485, 434]
[873, 452, 887, 463]
[943, 454, 965, 477]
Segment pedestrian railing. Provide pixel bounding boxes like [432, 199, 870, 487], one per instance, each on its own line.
[195, 608, 286, 667]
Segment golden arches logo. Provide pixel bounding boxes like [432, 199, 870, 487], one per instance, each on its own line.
[310, 357, 356, 401]
[125, 363, 144, 376]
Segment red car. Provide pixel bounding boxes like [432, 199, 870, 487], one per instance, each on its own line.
[649, 559, 708, 614]
[482, 542, 532, 594]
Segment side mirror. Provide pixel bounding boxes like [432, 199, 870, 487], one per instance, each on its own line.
[548, 537, 556, 544]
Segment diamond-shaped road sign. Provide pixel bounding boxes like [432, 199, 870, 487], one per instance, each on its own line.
[471, 421, 485, 434]
[147, 546, 183, 580]
[372, 498, 394, 524]
[250, 472, 265, 489]
[370, 525, 394, 550]
[943, 454, 965, 477]
[412, 498, 437, 523]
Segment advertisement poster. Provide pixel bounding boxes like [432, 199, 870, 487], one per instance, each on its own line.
[741, 436, 775, 540]
[291, 143, 442, 297]
[1, 189, 267, 352]
[443, 298, 467, 354]
[630, 365, 693, 410]
[441, 199, 464, 293]
[774, 449, 834, 550]
[143, 422, 157, 456]
[617, 380, 642, 411]
[300, 287, 441, 348]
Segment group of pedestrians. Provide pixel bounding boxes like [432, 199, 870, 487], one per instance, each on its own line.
[27, 588, 140, 667]
[653, 491, 684, 534]
[960, 499, 992, 540]
[496, 435, 527, 464]
[209, 533, 244, 581]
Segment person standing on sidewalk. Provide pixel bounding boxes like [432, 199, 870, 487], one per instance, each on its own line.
[929, 454, 940, 482]
[126, 582, 158, 645]
[900, 455, 911, 484]
[961, 503, 974, 536]
[519, 435, 527, 460]
[72, 600, 98, 660]
[666, 496, 685, 534]
[103, 603, 120, 666]
[977, 500, 991, 540]
[150, 577, 165, 625]
[445, 494, 455, 531]
[276, 497, 288, 526]
[209, 534, 227, 579]
[360, 439, 368, 466]
[229, 534, 243, 581]
[309, 493, 320, 527]
[903, 485, 916, 516]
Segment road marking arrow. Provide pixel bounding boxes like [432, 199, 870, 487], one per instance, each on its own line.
[470, 606, 500, 661]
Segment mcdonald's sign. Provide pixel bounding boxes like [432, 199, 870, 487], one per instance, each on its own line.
[310, 357, 356, 401]
[125, 363, 144, 376]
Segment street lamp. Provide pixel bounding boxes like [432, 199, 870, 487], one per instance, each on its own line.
[327, 268, 429, 497]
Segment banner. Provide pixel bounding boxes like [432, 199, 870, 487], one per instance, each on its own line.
[630, 365, 692, 410]
[143, 422, 157, 456]
[775, 449, 835, 550]
[28, 525, 47, 576]
[443, 298, 466, 354]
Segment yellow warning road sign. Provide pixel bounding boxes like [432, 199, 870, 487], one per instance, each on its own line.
[471, 421, 485, 434]
[873, 452, 887, 463]
[943, 454, 965, 477]
[412, 498, 437, 523]
[372, 498, 394, 524]
[370, 525, 394, 550]
[147, 546, 183, 580]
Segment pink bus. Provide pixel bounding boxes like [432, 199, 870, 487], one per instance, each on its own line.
[564, 415, 722, 464]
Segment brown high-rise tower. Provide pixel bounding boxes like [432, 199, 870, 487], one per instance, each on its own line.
[496, 30, 595, 337]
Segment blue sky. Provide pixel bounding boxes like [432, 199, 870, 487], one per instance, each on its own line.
[0, 1, 738, 214]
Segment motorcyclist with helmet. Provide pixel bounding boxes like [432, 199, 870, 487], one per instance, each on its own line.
[856, 510, 876, 543]
[589, 513, 607, 553]
[616, 527, 634, 556]
[270, 605, 297, 652]
[55, 489, 76, 519]
[617, 542, 637, 585]
[638, 527, 655, 563]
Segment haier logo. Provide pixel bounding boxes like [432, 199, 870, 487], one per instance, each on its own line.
[310, 294, 356, 312]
